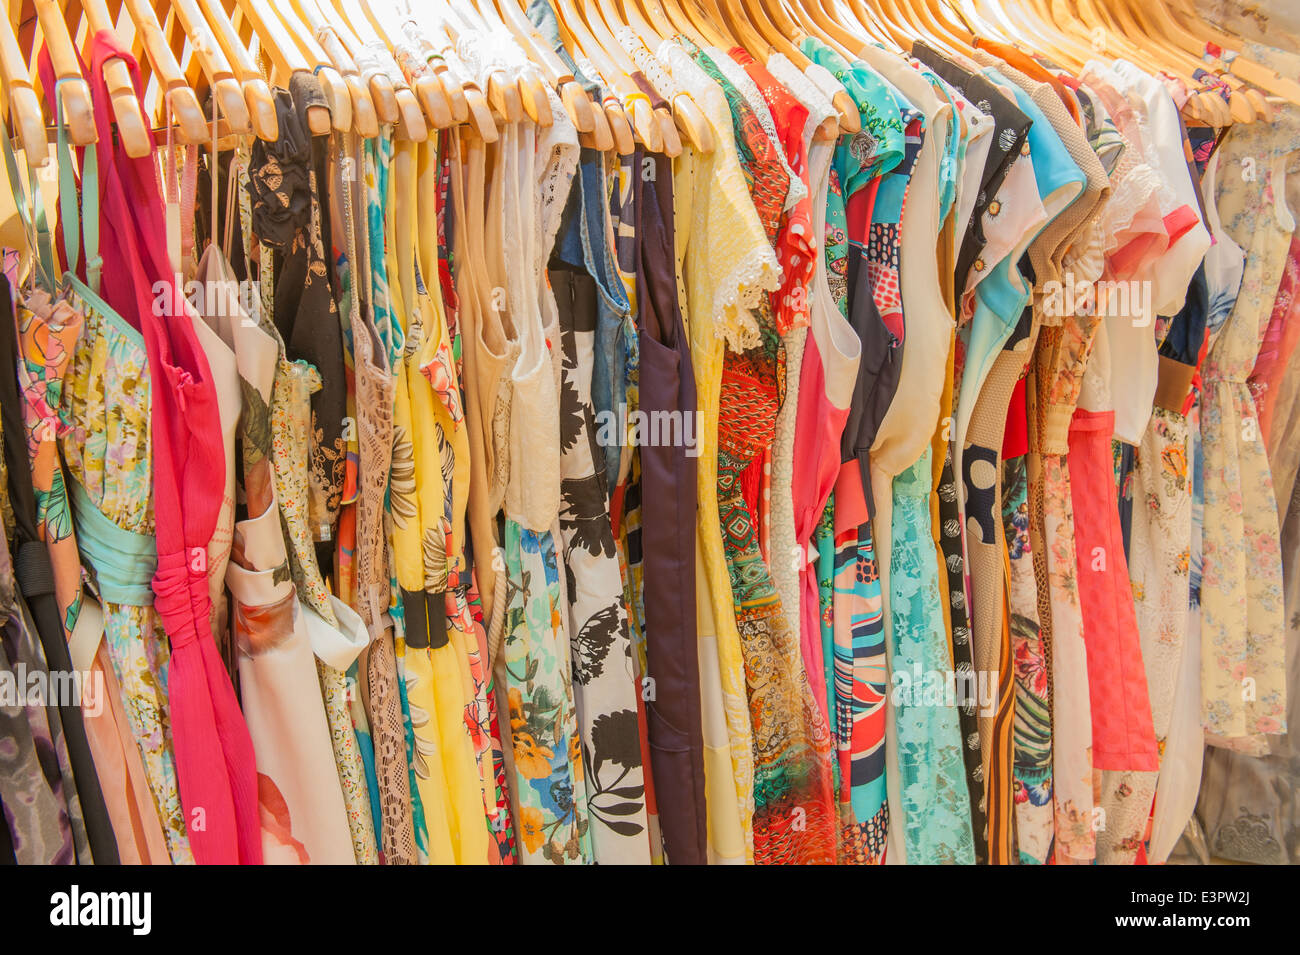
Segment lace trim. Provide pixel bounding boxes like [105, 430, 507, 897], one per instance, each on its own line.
[619, 26, 681, 102]
[714, 250, 782, 351]
[709, 48, 807, 212]
[656, 38, 781, 350]
[1103, 162, 1163, 251]
[767, 53, 835, 130]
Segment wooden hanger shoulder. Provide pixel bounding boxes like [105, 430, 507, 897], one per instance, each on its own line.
[0, 12, 49, 160]
[32, 0, 96, 144]
[194, 0, 279, 137]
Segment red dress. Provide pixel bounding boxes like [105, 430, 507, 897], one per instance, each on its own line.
[87, 31, 261, 864]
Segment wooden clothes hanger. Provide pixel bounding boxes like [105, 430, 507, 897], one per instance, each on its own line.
[29, 0, 96, 144]
[741, 0, 804, 65]
[872, 0, 926, 49]
[978, 0, 1053, 53]
[596, 0, 682, 152]
[288, 0, 382, 135]
[193, 0, 278, 138]
[66, 0, 152, 155]
[332, 0, 429, 136]
[899, 0, 970, 56]
[1083, 0, 1249, 123]
[150, 0, 251, 134]
[363, 0, 457, 129]
[681, 0, 731, 48]
[493, 0, 595, 132]
[524, 0, 615, 148]
[586, 0, 671, 150]
[923, 0, 977, 51]
[382, 0, 471, 124]
[1164, 0, 1300, 105]
[0, 12, 49, 161]
[312, 0, 399, 125]
[1097, 0, 1237, 123]
[549, 0, 637, 152]
[616, 0, 713, 151]
[715, 0, 768, 60]
[464, 0, 554, 127]
[222, 0, 335, 133]
[437, 0, 525, 123]
[849, 0, 906, 51]
[776, 0, 862, 132]
[262, 0, 357, 132]
[556, 0, 657, 147]
[393, 0, 500, 141]
[647, 0, 707, 46]
[110, 0, 209, 141]
[784, 0, 848, 56]
[955, 0, 1012, 45]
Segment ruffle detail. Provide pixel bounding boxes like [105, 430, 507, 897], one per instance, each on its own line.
[713, 250, 782, 352]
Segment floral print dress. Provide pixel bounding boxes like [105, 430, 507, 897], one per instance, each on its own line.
[60, 283, 192, 864]
[690, 40, 838, 865]
[1199, 114, 1299, 751]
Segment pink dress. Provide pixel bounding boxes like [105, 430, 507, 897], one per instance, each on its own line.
[88, 30, 260, 864]
[1067, 408, 1159, 771]
[1249, 235, 1300, 446]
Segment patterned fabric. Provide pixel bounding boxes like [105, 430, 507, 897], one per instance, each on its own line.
[61, 286, 192, 864]
[15, 295, 82, 636]
[0, 607, 75, 864]
[817, 130, 891, 864]
[363, 134, 431, 861]
[552, 271, 649, 863]
[889, 450, 976, 864]
[830, 497, 888, 863]
[731, 46, 816, 334]
[1098, 409, 1193, 864]
[432, 135, 515, 864]
[683, 41, 790, 245]
[249, 131, 379, 866]
[500, 522, 593, 864]
[1200, 119, 1297, 750]
[1037, 453, 1095, 863]
[336, 137, 418, 866]
[704, 45, 836, 864]
[1001, 458, 1052, 864]
[458, 574, 516, 862]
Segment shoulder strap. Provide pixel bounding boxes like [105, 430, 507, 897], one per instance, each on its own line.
[51, 84, 101, 294]
[161, 96, 198, 279]
[3, 115, 55, 291]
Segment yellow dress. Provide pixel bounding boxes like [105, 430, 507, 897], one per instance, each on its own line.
[387, 136, 487, 865]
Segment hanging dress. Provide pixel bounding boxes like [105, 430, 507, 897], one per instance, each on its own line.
[204, 148, 356, 865]
[247, 89, 378, 863]
[1199, 112, 1298, 750]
